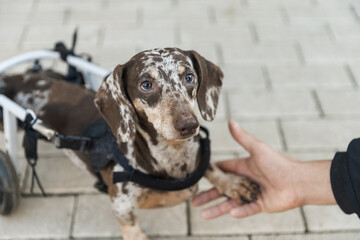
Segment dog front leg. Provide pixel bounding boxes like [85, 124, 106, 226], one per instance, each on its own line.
[204, 163, 260, 203]
[110, 186, 149, 240]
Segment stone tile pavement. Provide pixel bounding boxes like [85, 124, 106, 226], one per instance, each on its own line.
[1, 0, 360, 239]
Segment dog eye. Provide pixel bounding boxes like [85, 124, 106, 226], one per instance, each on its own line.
[140, 81, 152, 91]
[185, 74, 195, 84]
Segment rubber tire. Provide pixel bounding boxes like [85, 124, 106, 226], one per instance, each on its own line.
[0, 151, 20, 215]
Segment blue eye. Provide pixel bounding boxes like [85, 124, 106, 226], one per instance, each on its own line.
[140, 81, 152, 91]
[185, 74, 194, 84]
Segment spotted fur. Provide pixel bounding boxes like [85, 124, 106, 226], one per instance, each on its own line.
[1, 49, 259, 240]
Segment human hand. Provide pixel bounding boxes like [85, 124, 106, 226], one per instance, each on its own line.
[192, 120, 334, 219]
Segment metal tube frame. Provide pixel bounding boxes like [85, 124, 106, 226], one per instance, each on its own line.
[0, 50, 111, 175]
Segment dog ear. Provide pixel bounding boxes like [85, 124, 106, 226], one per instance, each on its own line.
[94, 65, 136, 142]
[186, 51, 224, 121]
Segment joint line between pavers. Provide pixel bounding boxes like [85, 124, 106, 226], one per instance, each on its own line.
[31, 0, 40, 12]
[174, 23, 181, 46]
[311, 90, 325, 118]
[345, 64, 359, 89]
[261, 65, 273, 91]
[208, 6, 217, 24]
[280, 6, 291, 24]
[277, 119, 288, 152]
[97, 25, 105, 48]
[63, 8, 71, 25]
[241, 0, 248, 7]
[324, 23, 336, 42]
[223, 89, 232, 120]
[101, 0, 109, 9]
[186, 200, 192, 236]
[215, 43, 224, 66]
[17, 25, 29, 50]
[350, 4, 360, 22]
[300, 206, 309, 233]
[69, 194, 79, 239]
[248, 22, 259, 44]
[311, 0, 318, 5]
[294, 43, 306, 65]
[136, 7, 144, 27]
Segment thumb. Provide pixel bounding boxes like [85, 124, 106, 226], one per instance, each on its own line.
[228, 119, 259, 153]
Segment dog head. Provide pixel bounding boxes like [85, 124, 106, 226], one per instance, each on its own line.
[94, 48, 223, 143]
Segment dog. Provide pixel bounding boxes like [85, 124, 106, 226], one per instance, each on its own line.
[2, 48, 259, 240]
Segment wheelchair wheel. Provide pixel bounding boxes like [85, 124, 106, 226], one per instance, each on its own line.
[0, 150, 20, 215]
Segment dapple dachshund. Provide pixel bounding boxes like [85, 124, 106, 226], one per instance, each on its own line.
[2, 48, 259, 240]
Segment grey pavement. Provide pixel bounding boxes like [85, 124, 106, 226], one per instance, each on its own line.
[1, 0, 360, 239]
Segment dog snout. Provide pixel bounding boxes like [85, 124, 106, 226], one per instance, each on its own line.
[174, 115, 199, 138]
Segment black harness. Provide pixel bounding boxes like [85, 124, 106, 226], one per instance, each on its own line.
[111, 126, 210, 191]
[23, 116, 211, 193]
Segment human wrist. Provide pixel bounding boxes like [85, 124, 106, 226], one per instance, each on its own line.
[293, 160, 336, 206]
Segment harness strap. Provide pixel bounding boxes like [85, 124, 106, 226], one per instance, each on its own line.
[112, 127, 211, 191]
[54, 134, 92, 152]
[22, 113, 46, 196]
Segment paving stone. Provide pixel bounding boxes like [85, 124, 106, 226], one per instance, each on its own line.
[0, 196, 74, 239]
[282, 119, 360, 151]
[221, 65, 267, 90]
[228, 90, 319, 119]
[0, 0, 34, 12]
[177, 42, 219, 65]
[0, 26, 24, 45]
[178, 0, 242, 11]
[286, 6, 357, 24]
[302, 42, 360, 64]
[73, 194, 187, 238]
[215, 7, 285, 25]
[156, 237, 248, 240]
[200, 120, 283, 154]
[267, 65, 353, 89]
[317, 89, 360, 116]
[253, 232, 360, 240]
[247, 0, 313, 8]
[22, 25, 101, 49]
[222, 43, 299, 65]
[191, 200, 304, 235]
[103, 24, 177, 50]
[36, 0, 103, 12]
[107, 0, 174, 9]
[256, 23, 330, 42]
[303, 205, 360, 231]
[91, 45, 138, 70]
[68, 9, 138, 25]
[23, 156, 97, 194]
[143, 5, 209, 25]
[330, 23, 360, 42]
[180, 24, 252, 44]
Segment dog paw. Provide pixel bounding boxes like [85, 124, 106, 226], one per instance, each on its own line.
[221, 173, 260, 204]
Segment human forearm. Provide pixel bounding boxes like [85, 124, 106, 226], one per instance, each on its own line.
[293, 160, 336, 206]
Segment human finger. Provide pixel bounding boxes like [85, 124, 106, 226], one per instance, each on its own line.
[229, 202, 262, 218]
[192, 188, 221, 206]
[201, 199, 240, 220]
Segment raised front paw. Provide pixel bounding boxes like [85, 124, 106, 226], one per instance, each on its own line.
[220, 173, 260, 204]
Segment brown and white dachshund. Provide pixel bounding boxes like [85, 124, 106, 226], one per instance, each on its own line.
[2, 48, 259, 240]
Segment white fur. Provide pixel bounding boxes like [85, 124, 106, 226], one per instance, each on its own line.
[105, 74, 134, 141]
[14, 90, 49, 116]
[36, 80, 47, 86]
[201, 86, 220, 121]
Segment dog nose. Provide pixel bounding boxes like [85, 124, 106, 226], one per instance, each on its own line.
[174, 117, 199, 137]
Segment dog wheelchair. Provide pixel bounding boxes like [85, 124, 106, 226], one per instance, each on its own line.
[0, 41, 110, 215]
